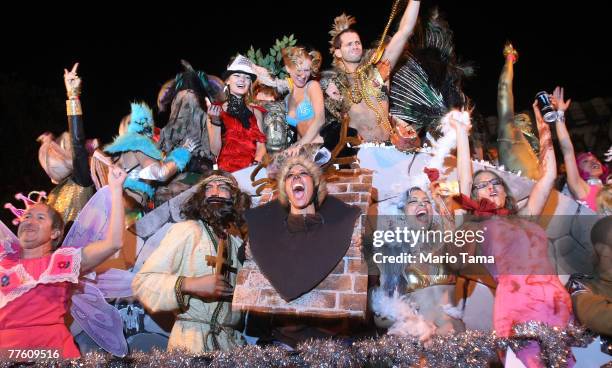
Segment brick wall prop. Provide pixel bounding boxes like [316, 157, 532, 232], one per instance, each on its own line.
[232, 168, 373, 318]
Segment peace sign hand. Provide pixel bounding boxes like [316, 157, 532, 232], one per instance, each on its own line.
[64, 63, 81, 99]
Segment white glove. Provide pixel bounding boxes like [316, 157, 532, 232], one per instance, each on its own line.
[139, 162, 178, 181]
[182, 138, 201, 153]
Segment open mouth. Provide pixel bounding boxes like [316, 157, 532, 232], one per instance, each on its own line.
[292, 183, 305, 201]
[206, 196, 231, 205]
[415, 208, 428, 221]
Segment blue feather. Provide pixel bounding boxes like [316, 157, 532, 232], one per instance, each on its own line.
[165, 147, 191, 171]
[128, 102, 154, 135]
[104, 133, 163, 160]
[123, 178, 155, 199]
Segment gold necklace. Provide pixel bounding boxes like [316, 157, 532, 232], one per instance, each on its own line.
[339, 60, 392, 134]
[337, 0, 401, 135]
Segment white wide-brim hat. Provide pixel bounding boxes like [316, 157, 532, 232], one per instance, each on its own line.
[222, 54, 257, 82]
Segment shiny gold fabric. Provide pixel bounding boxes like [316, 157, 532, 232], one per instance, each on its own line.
[47, 178, 94, 224]
[403, 263, 456, 293]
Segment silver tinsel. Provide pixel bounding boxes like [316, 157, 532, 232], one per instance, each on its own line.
[353, 335, 422, 367]
[0, 322, 597, 368]
[296, 339, 359, 368]
[511, 321, 593, 368]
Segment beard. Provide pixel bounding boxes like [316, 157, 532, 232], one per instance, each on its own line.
[203, 196, 238, 231]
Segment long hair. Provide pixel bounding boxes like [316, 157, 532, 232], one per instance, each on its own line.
[277, 155, 327, 209]
[596, 184, 612, 214]
[282, 46, 322, 78]
[223, 56, 254, 103]
[181, 170, 251, 237]
[576, 152, 609, 181]
[471, 170, 517, 213]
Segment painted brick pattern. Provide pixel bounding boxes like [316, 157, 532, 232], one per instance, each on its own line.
[232, 168, 373, 318]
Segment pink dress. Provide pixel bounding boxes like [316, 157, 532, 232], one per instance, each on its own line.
[480, 218, 573, 367]
[0, 247, 81, 359]
[582, 184, 601, 212]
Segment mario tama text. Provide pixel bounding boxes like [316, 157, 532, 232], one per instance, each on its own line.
[371, 227, 494, 265]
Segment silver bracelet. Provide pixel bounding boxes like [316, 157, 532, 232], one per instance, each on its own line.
[556, 110, 565, 123]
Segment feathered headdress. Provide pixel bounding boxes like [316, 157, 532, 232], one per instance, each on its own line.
[389, 9, 472, 137]
[329, 13, 356, 55]
[127, 102, 154, 137]
[157, 60, 223, 112]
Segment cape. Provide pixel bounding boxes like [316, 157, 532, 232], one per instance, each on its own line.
[245, 196, 360, 301]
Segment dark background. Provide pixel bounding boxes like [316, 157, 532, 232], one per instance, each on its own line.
[0, 1, 608, 226]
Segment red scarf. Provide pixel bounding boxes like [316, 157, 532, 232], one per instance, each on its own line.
[423, 167, 440, 182]
[453, 194, 511, 216]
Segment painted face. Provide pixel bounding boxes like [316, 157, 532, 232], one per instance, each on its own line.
[284, 165, 315, 211]
[403, 189, 433, 228]
[227, 73, 252, 97]
[204, 180, 232, 200]
[473, 171, 507, 209]
[287, 58, 312, 89]
[578, 155, 603, 179]
[335, 31, 363, 63]
[17, 203, 59, 251]
[325, 80, 342, 101]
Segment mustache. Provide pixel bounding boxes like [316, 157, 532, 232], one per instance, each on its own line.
[202, 196, 238, 228]
[206, 196, 233, 206]
[19, 224, 36, 231]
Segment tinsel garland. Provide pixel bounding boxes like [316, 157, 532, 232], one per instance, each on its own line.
[0, 322, 598, 368]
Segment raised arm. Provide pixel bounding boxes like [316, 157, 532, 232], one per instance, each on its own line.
[64, 63, 94, 187]
[552, 87, 589, 199]
[382, 0, 421, 69]
[521, 101, 557, 216]
[453, 111, 473, 196]
[80, 166, 127, 274]
[497, 45, 516, 140]
[251, 64, 290, 94]
[496, 45, 540, 179]
[295, 81, 326, 146]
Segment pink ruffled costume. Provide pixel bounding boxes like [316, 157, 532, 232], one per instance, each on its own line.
[0, 247, 81, 359]
[481, 218, 573, 367]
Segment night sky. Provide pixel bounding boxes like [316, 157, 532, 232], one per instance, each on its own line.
[0, 1, 608, 225]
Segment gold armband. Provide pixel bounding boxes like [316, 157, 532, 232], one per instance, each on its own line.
[66, 99, 82, 116]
